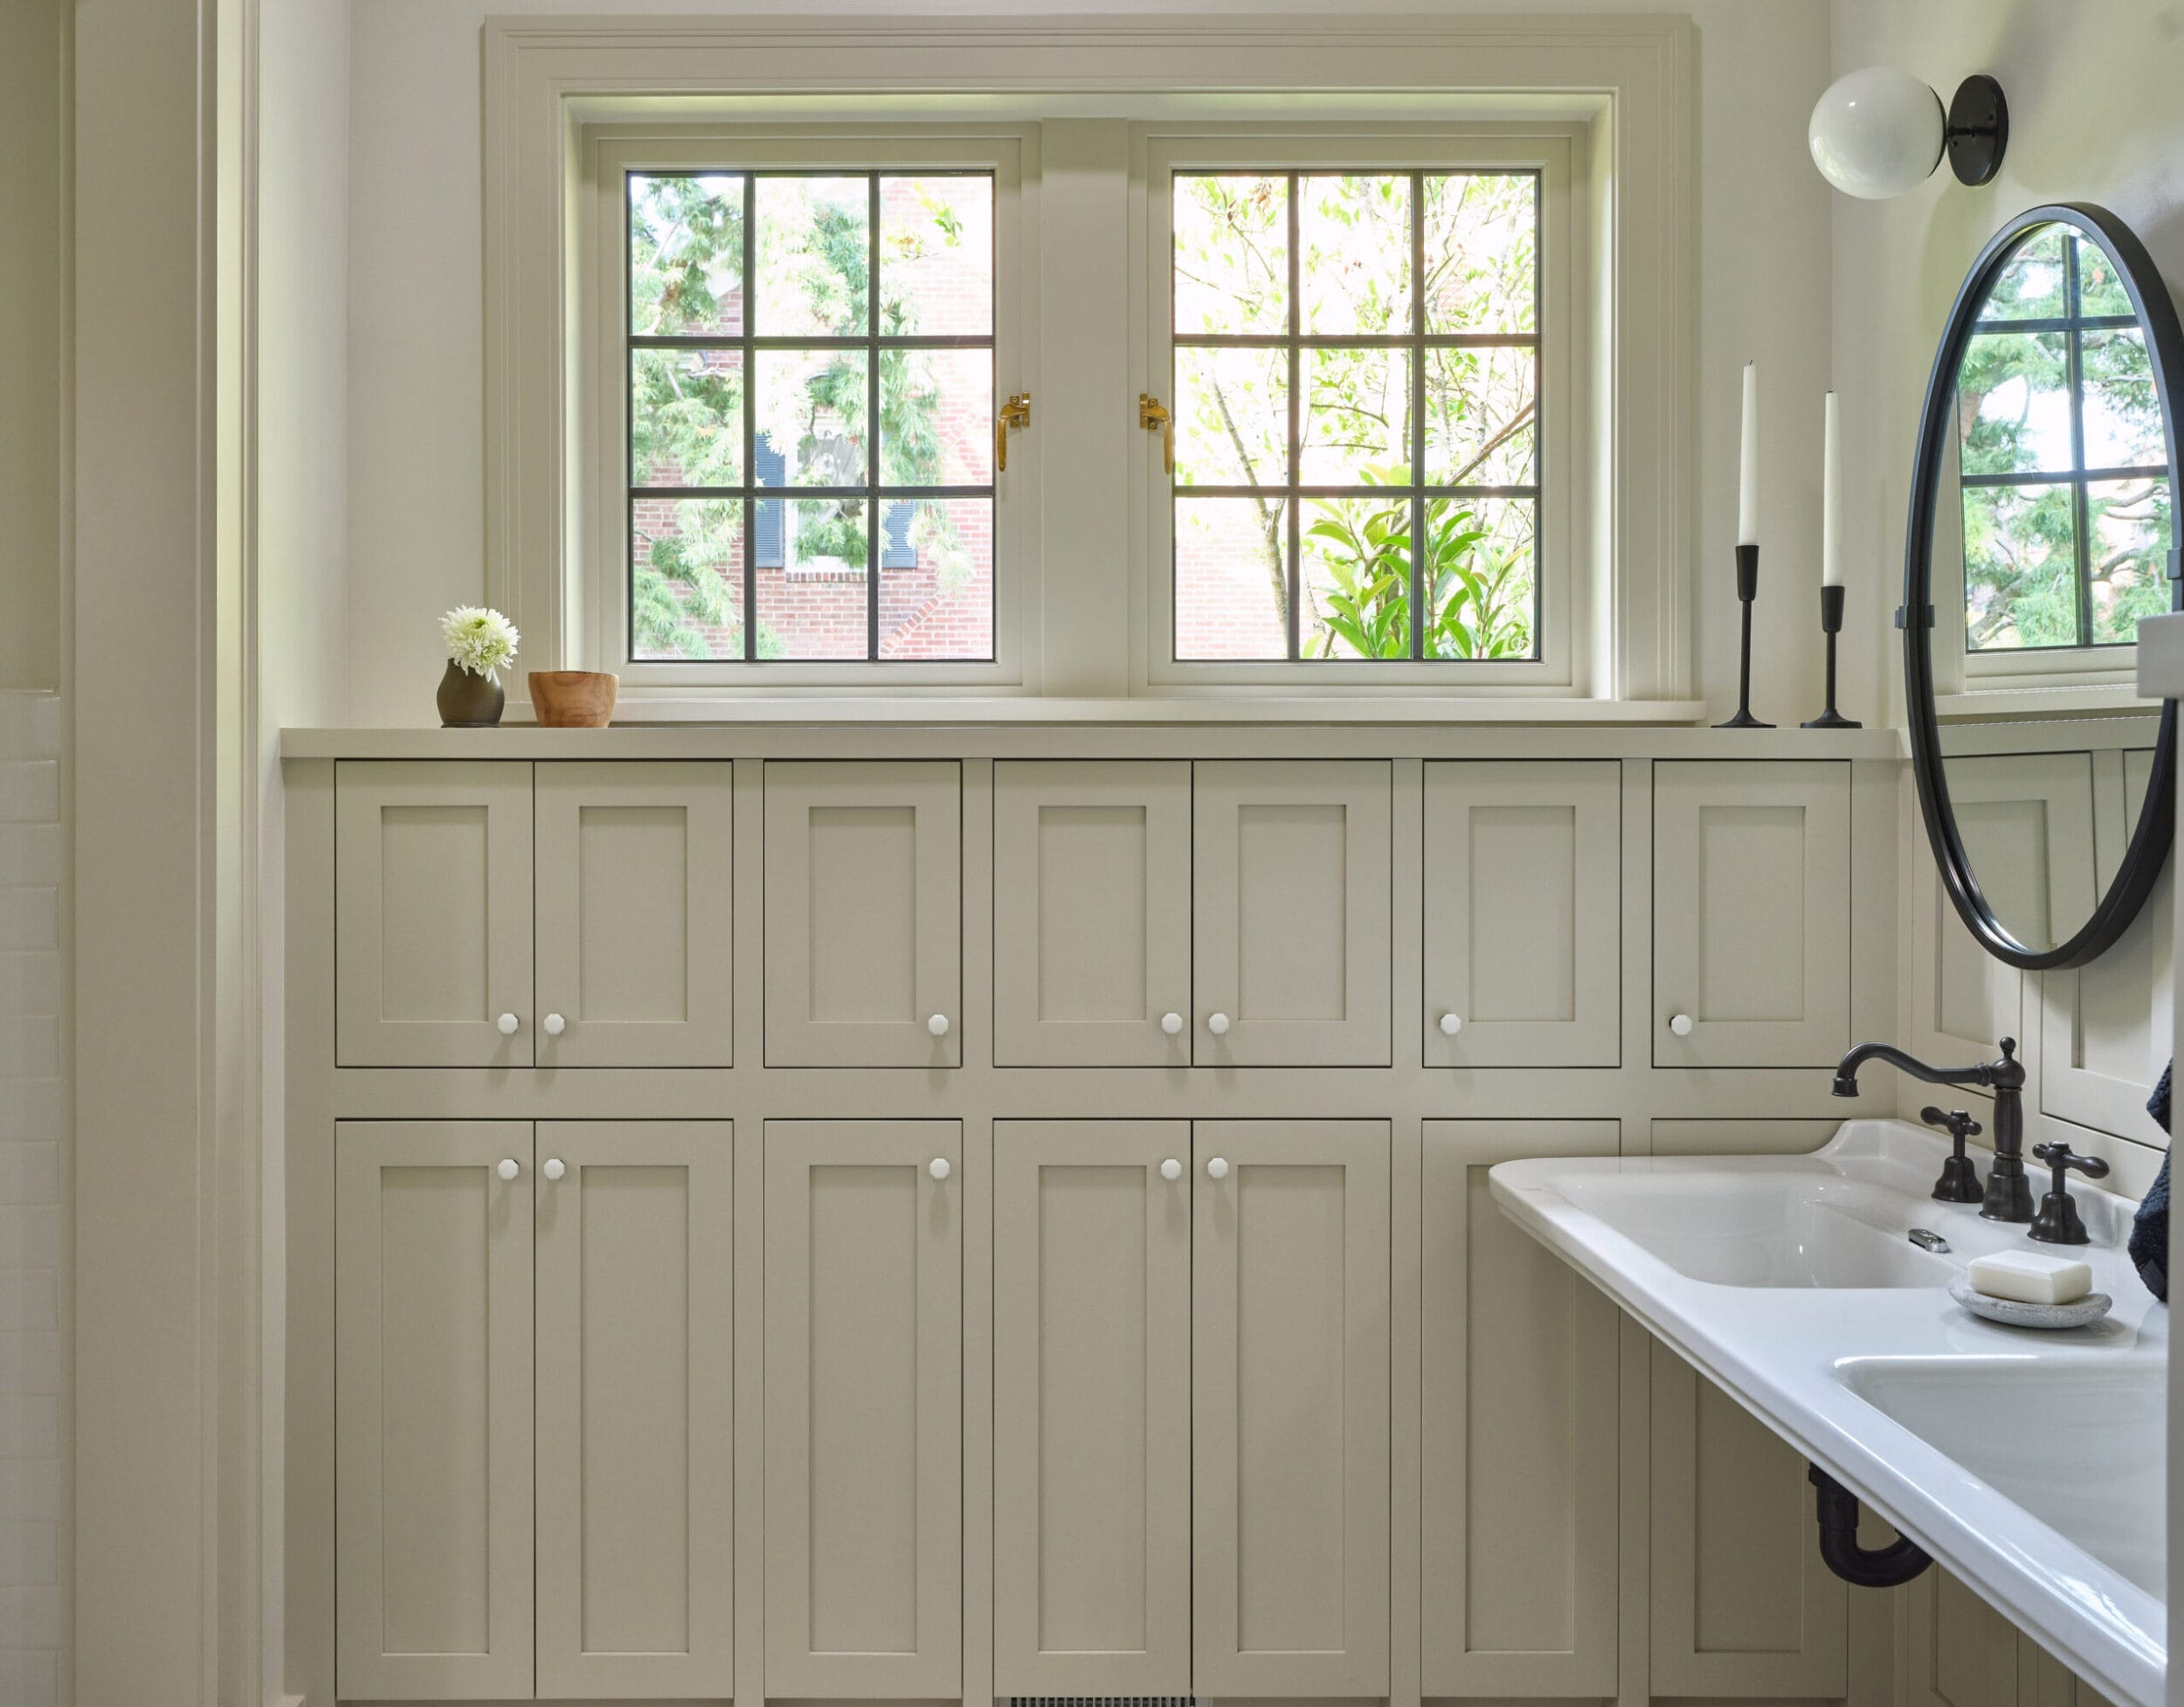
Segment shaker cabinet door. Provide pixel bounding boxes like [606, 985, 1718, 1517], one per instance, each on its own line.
[992, 762, 1193, 1066]
[992, 1120, 1192, 1695]
[534, 1121, 735, 1698]
[1192, 1119, 1390, 1697]
[335, 760, 534, 1066]
[335, 1121, 535, 1701]
[1653, 761, 1851, 1068]
[764, 1120, 963, 1697]
[534, 762, 736, 1067]
[764, 762, 962, 1067]
[1192, 761, 1392, 1067]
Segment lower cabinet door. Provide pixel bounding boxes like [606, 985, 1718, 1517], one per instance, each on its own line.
[1904, 1567, 2024, 1707]
[1648, 1343, 1847, 1697]
[1421, 1121, 1619, 1696]
[764, 1120, 963, 1697]
[335, 1121, 536, 1701]
[1192, 1119, 1390, 1697]
[534, 1121, 735, 1698]
[992, 1120, 1192, 1694]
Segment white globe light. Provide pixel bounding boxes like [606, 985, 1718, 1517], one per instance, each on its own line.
[1808, 67, 1946, 199]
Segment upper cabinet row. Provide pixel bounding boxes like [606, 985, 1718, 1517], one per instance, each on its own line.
[334, 756, 1854, 1071]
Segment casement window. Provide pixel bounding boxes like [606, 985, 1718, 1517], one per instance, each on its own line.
[496, 17, 1694, 711]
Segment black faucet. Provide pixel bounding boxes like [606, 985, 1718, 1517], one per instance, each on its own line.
[1833, 1038, 2031, 1222]
[2028, 1142, 2109, 1245]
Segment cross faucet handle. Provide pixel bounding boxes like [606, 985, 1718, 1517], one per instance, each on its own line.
[2028, 1142, 2110, 1245]
[1919, 1105, 1982, 1142]
[1921, 1106, 1985, 1205]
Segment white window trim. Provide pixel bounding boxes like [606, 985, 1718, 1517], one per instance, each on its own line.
[482, 13, 1695, 714]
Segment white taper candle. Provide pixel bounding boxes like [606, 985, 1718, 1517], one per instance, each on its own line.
[1821, 390, 1842, 587]
[1737, 362, 1759, 548]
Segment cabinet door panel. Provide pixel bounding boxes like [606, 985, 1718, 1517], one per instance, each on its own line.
[335, 761, 533, 1066]
[535, 1122, 734, 1698]
[1903, 1567, 2020, 1707]
[1193, 1119, 1390, 1697]
[1421, 1121, 1618, 1696]
[335, 1121, 534, 1701]
[1423, 762, 1621, 1066]
[764, 762, 961, 1066]
[764, 1120, 962, 1697]
[1194, 761, 1392, 1066]
[1654, 761, 1850, 1067]
[535, 763, 734, 1067]
[993, 1120, 1192, 1694]
[993, 762, 1193, 1066]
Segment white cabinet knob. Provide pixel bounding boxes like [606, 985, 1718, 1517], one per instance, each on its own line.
[1161, 1011, 1184, 1035]
[543, 1158, 565, 1182]
[928, 1013, 950, 1037]
[1207, 1012, 1231, 1036]
[496, 1158, 520, 1182]
[1439, 1012, 1463, 1036]
[1207, 1157, 1230, 1179]
[543, 1012, 565, 1036]
[497, 1012, 520, 1036]
[1160, 1158, 1183, 1181]
[1669, 1012, 1695, 1037]
[929, 1157, 951, 1181]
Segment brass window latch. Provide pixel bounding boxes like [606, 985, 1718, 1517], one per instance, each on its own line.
[996, 391, 1032, 472]
[1138, 392, 1173, 474]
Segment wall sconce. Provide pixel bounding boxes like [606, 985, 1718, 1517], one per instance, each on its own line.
[1807, 69, 2008, 199]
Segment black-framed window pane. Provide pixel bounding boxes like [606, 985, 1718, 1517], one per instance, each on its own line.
[1301, 495, 1413, 659]
[630, 173, 744, 337]
[1425, 344, 1537, 485]
[879, 346, 993, 487]
[1301, 346, 1413, 483]
[1978, 225, 2066, 322]
[2090, 476, 2173, 645]
[752, 176, 869, 337]
[2082, 328, 2163, 468]
[2077, 234, 2132, 316]
[1173, 174, 1289, 335]
[632, 348, 742, 487]
[879, 176, 994, 336]
[879, 498, 994, 659]
[632, 498, 746, 661]
[1175, 346, 1288, 486]
[1175, 496, 1289, 660]
[1425, 496, 1536, 660]
[1424, 173, 1537, 335]
[1298, 174, 1412, 335]
[1964, 480, 2080, 649]
[1956, 331, 2068, 479]
[753, 348, 868, 487]
[751, 497, 870, 660]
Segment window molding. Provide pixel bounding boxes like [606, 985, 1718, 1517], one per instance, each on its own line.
[483, 11, 1695, 709]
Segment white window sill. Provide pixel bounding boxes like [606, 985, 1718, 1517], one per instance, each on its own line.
[523, 694, 1711, 726]
[1935, 684, 2161, 721]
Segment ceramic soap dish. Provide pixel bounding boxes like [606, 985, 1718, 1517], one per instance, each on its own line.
[1949, 1276, 2112, 1330]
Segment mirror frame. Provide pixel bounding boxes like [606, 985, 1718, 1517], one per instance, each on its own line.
[1904, 201, 2184, 971]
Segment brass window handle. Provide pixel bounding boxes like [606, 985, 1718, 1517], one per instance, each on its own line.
[1138, 392, 1173, 474]
[996, 391, 1032, 472]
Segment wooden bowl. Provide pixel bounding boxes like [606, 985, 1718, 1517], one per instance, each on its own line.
[528, 671, 619, 728]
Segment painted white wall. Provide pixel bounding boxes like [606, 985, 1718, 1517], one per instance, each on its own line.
[342, 0, 1837, 724]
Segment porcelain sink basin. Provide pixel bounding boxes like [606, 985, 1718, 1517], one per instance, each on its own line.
[1553, 1171, 1961, 1288]
[1840, 1358, 2166, 1602]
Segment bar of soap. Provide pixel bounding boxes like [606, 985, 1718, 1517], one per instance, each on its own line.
[1966, 1249, 2092, 1305]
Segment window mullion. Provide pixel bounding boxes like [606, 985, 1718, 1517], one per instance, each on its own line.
[1410, 169, 1427, 660]
[867, 174, 882, 660]
[742, 173, 757, 663]
[2065, 237, 2095, 648]
[1287, 172, 1302, 660]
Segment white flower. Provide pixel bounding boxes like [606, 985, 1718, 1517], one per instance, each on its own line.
[441, 606, 521, 678]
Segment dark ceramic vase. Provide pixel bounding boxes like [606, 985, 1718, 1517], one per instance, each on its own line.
[436, 659, 506, 728]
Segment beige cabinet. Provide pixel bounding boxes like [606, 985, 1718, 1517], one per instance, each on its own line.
[1421, 1120, 1618, 1696]
[1193, 761, 1393, 1066]
[1422, 762, 1621, 1066]
[1654, 761, 1851, 1068]
[336, 760, 534, 1067]
[764, 1120, 962, 1697]
[764, 762, 962, 1067]
[1904, 1565, 2118, 1707]
[992, 1120, 1192, 1694]
[1193, 1119, 1390, 1697]
[1648, 1344, 1846, 1697]
[534, 1121, 734, 1698]
[335, 1121, 536, 1700]
[534, 763, 735, 1067]
[992, 762, 1193, 1066]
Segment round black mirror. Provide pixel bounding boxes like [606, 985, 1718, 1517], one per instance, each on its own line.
[1905, 204, 2182, 970]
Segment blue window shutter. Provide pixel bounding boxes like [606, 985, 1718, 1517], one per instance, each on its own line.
[754, 436, 786, 567]
[880, 501, 917, 570]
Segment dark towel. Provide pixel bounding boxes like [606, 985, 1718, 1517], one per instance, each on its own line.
[2129, 1061, 2171, 1301]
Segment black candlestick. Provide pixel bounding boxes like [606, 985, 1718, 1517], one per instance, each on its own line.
[1715, 543, 1773, 729]
[1802, 584, 1862, 729]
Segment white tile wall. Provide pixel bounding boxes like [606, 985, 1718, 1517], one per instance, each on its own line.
[0, 691, 63, 1707]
